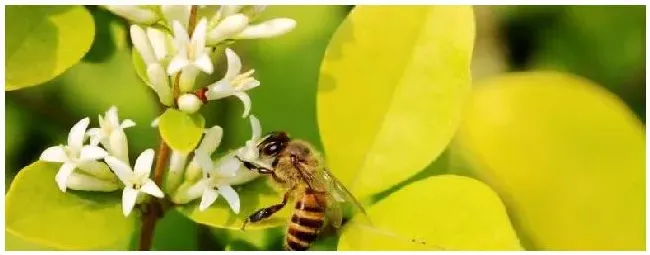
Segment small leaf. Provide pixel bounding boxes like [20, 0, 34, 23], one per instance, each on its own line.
[338, 175, 522, 251]
[317, 6, 475, 200]
[6, 6, 95, 90]
[177, 177, 291, 230]
[456, 72, 645, 250]
[159, 108, 206, 154]
[6, 161, 136, 250]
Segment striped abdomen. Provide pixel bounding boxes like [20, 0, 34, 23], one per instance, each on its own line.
[285, 189, 326, 251]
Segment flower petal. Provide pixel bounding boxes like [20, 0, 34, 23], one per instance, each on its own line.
[105, 106, 120, 127]
[249, 114, 262, 141]
[187, 178, 210, 200]
[167, 54, 190, 75]
[140, 179, 165, 198]
[130, 25, 157, 65]
[193, 52, 213, 74]
[162, 5, 191, 30]
[86, 128, 102, 146]
[223, 48, 242, 81]
[104, 156, 134, 185]
[234, 18, 296, 40]
[238, 77, 261, 92]
[197, 125, 224, 155]
[218, 156, 241, 177]
[40, 145, 68, 163]
[218, 184, 240, 214]
[191, 18, 209, 52]
[79, 145, 108, 161]
[122, 187, 139, 216]
[205, 81, 235, 101]
[134, 148, 155, 177]
[220, 5, 244, 17]
[55, 162, 76, 192]
[233, 91, 252, 118]
[199, 188, 219, 211]
[172, 20, 190, 52]
[68, 117, 90, 149]
[120, 119, 137, 129]
[108, 130, 130, 164]
[146, 27, 172, 61]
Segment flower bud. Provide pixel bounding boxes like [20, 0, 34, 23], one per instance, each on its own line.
[234, 18, 296, 40]
[146, 63, 173, 106]
[184, 160, 203, 182]
[105, 5, 160, 25]
[206, 14, 249, 45]
[77, 161, 117, 181]
[165, 151, 188, 194]
[178, 93, 203, 114]
[66, 172, 121, 192]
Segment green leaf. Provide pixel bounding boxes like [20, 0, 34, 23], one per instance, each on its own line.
[6, 161, 136, 250]
[456, 72, 645, 250]
[131, 48, 149, 85]
[317, 6, 475, 200]
[6, 231, 54, 251]
[6, 6, 95, 90]
[178, 177, 291, 230]
[152, 210, 197, 251]
[338, 175, 521, 251]
[159, 109, 206, 154]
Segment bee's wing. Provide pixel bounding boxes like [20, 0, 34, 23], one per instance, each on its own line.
[308, 166, 368, 228]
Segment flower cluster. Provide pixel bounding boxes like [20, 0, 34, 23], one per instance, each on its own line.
[37, 5, 296, 217]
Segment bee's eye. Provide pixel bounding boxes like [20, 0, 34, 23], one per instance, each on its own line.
[263, 142, 282, 156]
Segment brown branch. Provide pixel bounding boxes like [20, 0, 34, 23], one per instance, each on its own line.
[138, 5, 200, 250]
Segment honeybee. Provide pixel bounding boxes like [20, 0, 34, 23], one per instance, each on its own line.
[238, 131, 367, 251]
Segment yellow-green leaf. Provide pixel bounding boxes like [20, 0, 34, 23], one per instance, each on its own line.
[177, 177, 291, 230]
[159, 109, 205, 154]
[338, 175, 521, 250]
[456, 72, 645, 250]
[6, 161, 136, 250]
[6, 6, 95, 90]
[317, 6, 475, 200]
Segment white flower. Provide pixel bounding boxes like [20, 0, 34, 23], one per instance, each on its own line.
[205, 48, 259, 118]
[130, 25, 174, 106]
[167, 18, 213, 76]
[40, 118, 110, 192]
[87, 106, 136, 164]
[104, 5, 160, 25]
[187, 156, 242, 213]
[104, 149, 165, 216]
[206, 6, 296, 45]
[178, 93, 204, 114]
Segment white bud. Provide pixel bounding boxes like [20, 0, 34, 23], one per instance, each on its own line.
[165, 151, 188, 194]
[162, 5, 191, 29]
[130, 25, 157, 66]
[108, 129, 130, 165]
[179, 67, 199, 92]
[146, 63, 174, 106]
[76, 161, 117, 181]
[234, 18, 296, 40]
[178, 94, 203, 114]
[184, 160, 203, 182]
[146, 27, 174, 62]
[206, 14, 250, 45]
[66, 172, 121, 192]
[105, 5, 160, 25]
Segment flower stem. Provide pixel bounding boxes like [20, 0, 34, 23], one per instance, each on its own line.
[139, 5, 199, 250]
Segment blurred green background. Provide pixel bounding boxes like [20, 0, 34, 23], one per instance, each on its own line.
[5, 5, 645, 250]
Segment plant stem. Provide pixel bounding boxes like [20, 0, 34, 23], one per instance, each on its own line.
[138, 5, 200, 251]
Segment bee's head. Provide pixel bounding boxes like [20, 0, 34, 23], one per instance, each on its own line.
[258, 131, 290, 157]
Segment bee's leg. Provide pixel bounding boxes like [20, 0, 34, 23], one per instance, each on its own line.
[242, 190, 292, 231]
[236, 156, 274, 174]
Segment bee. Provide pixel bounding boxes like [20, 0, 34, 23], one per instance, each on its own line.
[238, 131, 367, 251]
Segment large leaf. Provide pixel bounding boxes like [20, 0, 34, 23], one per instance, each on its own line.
[317, 6, 475, 200]
[456, 72, 645, 250]
[159, 109, 206, 154]
[6, 161, 136, 250]
[6, 6, 95, 90]
[338, 175, 521, 250]
[177, 177, 291, 230]
[152, 210, 198, 250]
